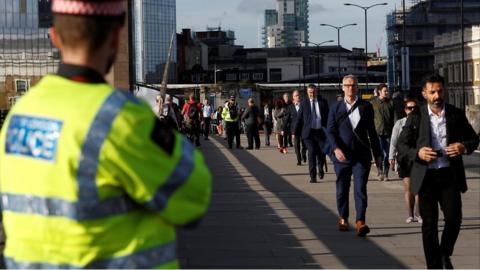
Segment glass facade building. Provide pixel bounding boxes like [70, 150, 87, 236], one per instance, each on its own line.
[133, 0, 177, 84]
[0, 0, 59, 109]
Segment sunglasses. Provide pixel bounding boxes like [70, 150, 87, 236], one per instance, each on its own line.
[406, 106, 416, 111]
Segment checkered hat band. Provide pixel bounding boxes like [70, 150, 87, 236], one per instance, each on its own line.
[52, 0, 126, 16]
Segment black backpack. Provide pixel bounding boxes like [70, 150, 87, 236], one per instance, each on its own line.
[229, 104, 238, 119]
[188, 103, 199, 119]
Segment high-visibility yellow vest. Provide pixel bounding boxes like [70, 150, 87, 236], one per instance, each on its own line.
[0, 75, 212, 268]
[221, 103, 238, 122]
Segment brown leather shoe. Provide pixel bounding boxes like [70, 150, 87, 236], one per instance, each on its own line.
[356, 220, 370, 237]
[338, 218, 349, 231]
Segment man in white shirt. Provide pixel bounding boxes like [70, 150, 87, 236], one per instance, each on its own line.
[294, 85, 329, 183]
[326, 75, 382, 237]
[202, 99, 213, 140]
[397, 74, 479, 269]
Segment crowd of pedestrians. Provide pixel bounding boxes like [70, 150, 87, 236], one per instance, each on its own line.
[153, 73, 478, 269]
[196, 74, 478, 269]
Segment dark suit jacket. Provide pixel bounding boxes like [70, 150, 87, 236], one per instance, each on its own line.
[294, 96, 329, 140]
[397, 103, 479, 194]
[326, 99, 381, 163]
[288, 103, 300, 135]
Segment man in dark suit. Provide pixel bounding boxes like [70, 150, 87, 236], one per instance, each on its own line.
[397, 74, 479, 269]
[289, 90, 307, 166]
[326, 75, 382, 237]
[294, 84, 329, 183]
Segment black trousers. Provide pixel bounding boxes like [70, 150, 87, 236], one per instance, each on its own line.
[225, 121, 241, 148]
[419, 168, 462, 269]
[246, 124, 260, 149]
[294, 135, 307, 164]
[203, 117, 211, 138]
[303, 129, 326, 180]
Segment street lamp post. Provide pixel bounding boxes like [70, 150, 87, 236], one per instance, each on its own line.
[344, 2, 387, 95]
[320, 23, 357, 90]
[303, 40, 334, 87]
[214, 63, 222, 85]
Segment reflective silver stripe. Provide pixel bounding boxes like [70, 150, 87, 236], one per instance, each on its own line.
[5, 241, 177, 269]
[0, 192, 138, 220]
[77, 90, 132, 201]
[146, 137, 195, 211]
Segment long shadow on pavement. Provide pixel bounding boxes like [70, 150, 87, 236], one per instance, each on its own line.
[177, 138, 318, 268]
[178, 136, 407, 268]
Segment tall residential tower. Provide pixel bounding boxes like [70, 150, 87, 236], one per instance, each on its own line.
[264, 0, 309, 48]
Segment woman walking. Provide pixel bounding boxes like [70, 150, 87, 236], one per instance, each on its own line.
[273, 98, 287, 154]
[263, 102, 273, 146]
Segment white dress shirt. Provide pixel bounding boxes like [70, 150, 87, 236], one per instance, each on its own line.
[202, 104, 212, 118]
[345, 97, 361, 129]
[295, 103, 300, 112]
[427, 106, 450, 169]
[309, 99, 322, 129]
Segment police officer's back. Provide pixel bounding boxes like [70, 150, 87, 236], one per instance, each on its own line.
[0, 0, 211, 268]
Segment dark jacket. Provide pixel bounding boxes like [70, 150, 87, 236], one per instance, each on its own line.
[371, 97, 394, 136]
[294, 96, 329, 140]
[242, 105, 260, 126]
[288, 102, 301, 135]
[397, 103, 479, 194]
[326, 99, 381, 163]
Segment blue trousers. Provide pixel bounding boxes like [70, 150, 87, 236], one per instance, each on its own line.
[334, 160, 371, 222]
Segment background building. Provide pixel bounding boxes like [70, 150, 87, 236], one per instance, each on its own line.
[386, 0, 480, 97]
[0, 0, 59, 110]
[434, 25, 480, 108]
[133, 0, 176, 85]
[264, 0, 309, 48]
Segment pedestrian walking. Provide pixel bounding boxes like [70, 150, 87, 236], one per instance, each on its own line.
[371, 83, 394, 181]
[294, 85, 329, 183]
[389, 98, 421, 224]
[159, 95, 180, 130]
[283, 93, 293, 147]
[0, 0, 211, 267]
[273, 98, 287, 153]
[397, 74, 479, 269]
[242, 98, 261, 149]
[326, 75, 382, 237]
[202, 99, 214, 140]
[215, 106, 224, 136]
[182, 94, 202, 146]
[288, 90, 307, 166]
[263, 103, 273, 146]
[222, 95, 242, 149]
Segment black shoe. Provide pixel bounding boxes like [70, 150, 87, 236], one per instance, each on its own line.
[309, 179, 317, 183]
[237, 146, 244, 149]
[441, 256, 454, 269]
[302, 156, 307, 163]
[246, 147, 253, 150]
[319, 170, 325, 180]
[204, 137, 209, 140]
[296, 162, 301, 166]
[228, 146, 232, 149]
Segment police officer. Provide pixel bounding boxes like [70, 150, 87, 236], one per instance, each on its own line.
[222, 95, 242, 149]
[0, 0, 211, 268]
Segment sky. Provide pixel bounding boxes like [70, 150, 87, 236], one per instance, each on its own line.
[176, 0, 407, 56]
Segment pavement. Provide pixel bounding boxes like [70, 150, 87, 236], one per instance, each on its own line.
[177, 134, 480, 269]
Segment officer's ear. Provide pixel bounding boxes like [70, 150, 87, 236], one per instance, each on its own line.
[49, 27, 64, 51]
